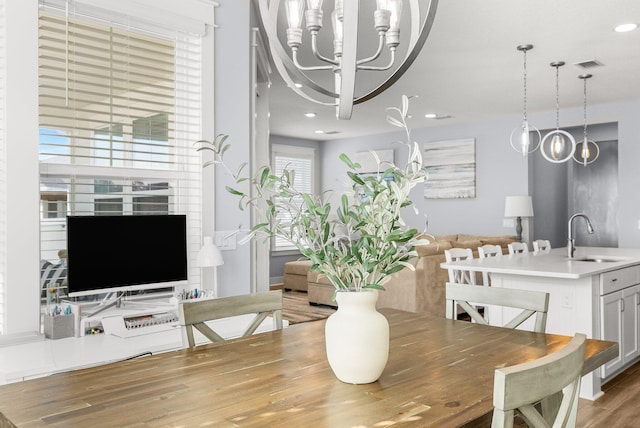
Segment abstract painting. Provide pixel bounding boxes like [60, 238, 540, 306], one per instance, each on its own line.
[423, 138, 476, 199]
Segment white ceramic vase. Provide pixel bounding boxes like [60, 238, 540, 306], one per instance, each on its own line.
[324, 289, 390, 384]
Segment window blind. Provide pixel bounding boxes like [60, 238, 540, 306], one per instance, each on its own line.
[272, 146, 315, 251]
[38, 7, 203, 297]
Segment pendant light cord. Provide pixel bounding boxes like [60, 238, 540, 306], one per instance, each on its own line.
[554, 64, 560, 130]
[522, 49, 528, 122]
[583, 77, 588, 141]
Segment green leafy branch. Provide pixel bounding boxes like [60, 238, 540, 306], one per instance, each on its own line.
[195, 95, 430, 293]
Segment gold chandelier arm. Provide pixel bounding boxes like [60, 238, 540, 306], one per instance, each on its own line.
[354, 0, 439, 105]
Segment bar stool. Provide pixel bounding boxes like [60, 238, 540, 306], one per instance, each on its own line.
[508, 242, 529, 255]
[444, 248, 476, 284]
[533, 239, 551, 253]
[477, 244, 503, 287]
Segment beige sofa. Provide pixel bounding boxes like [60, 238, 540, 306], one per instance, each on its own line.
[283, 259, 313, 291]
[307, 234, 516, 317]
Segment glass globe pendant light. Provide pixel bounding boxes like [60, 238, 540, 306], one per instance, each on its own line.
[573, 74, 599, 166]
[541, 61, 576, 163]
[510, 44, 541, 156]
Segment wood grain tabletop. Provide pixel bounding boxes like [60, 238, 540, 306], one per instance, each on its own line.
[0, 309, 618, 427]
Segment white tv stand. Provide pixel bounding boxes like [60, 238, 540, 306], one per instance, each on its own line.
[75, 297, 179, 337]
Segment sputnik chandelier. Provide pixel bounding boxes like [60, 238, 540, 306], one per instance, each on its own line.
[257, 0, 439, 120]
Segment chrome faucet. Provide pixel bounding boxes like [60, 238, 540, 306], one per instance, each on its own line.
[567, 213, 594, 258]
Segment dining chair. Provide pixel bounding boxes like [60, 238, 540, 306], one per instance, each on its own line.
[178, 290, 283, 347]
[533, 239, 552, 252]
[444, 248, 476, 284]
[508, 242, 529, 255]
[445, 282, 549, 333]
[492, 333, 586, 428]
[477, 244, 503, 287]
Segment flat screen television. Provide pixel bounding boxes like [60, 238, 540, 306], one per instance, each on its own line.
[66, 214, 188, 297]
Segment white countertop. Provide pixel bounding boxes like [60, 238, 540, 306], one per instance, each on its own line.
[440, 247, 640, 279]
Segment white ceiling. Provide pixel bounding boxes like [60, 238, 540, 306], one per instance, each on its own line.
[263, 0, 640, 141]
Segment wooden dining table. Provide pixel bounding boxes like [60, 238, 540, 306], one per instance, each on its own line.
[0, 308, 618, 427]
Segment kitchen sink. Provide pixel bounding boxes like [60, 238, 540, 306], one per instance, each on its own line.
[570, 256, 630, 263]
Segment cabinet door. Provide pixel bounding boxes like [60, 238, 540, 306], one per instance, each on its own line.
[622, 285, 640, 362]
[601, 290, 624, 378]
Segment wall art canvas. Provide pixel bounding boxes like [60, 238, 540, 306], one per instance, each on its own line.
[423, 139, 476, 199]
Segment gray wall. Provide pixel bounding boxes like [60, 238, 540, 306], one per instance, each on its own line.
[318, 100, 640, 249]
[531, 122, 618, 248]
[321, 114, 532, 237]
[571, 140, 618, 247]
[214, 1, 252, 296]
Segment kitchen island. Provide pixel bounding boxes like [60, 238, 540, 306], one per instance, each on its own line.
[441, 246, 640, 400]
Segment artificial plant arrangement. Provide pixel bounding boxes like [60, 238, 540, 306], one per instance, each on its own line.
[197, 95, 430, 296]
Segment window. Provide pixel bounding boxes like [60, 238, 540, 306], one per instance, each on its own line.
[271, 145, 317, 251]
[37, 5, 203, 291]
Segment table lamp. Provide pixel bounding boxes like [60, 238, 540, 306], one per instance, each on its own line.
[504, 196, 534, 242]
[196, 236, 224, 297]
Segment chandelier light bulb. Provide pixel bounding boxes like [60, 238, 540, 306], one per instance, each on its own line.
[520, 121, 531, 156]
[285, 0, 305, 48]
[285, 0, 305, 30]
[307, 0, 323, 10]
[387, 0, 403, 30]
[551, 134, 565, 160]
[581, 140, 591, 159]
[331, 10, 343, 56]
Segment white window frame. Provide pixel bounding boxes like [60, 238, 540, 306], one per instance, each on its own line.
[270, 144, 318, 253]
[37, 2, 206, 290]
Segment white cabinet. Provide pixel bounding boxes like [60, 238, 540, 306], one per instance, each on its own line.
[600, 267, 640, 379]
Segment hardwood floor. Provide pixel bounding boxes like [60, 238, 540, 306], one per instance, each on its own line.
[280, 289, 640, 426]
[577, 361, 640, 427]
[281, 289, 335, 324]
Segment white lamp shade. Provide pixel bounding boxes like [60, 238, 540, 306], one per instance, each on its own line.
[196, 236, 224, 267]
[504, 196, 534, 218]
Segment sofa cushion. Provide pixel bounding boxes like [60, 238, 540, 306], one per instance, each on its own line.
[284, 260, 313, 276]
[415, 240, 453, 257]
[481, 236, 517, 247]
[451, 240, 483, 250]
[435, 234, 458, 242]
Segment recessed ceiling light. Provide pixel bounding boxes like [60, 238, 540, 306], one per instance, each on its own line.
[314, 130, 324, 134]
[304, 112, 317, 118]
[294, 83, 303, 88]
[614, 23, 638, 33]
[425, 113, 437, 119]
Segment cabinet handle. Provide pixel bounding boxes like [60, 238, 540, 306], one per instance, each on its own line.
[621, 298, 625, 312]
[637, 292, 640, 305]
[611, 278, 618, 282]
